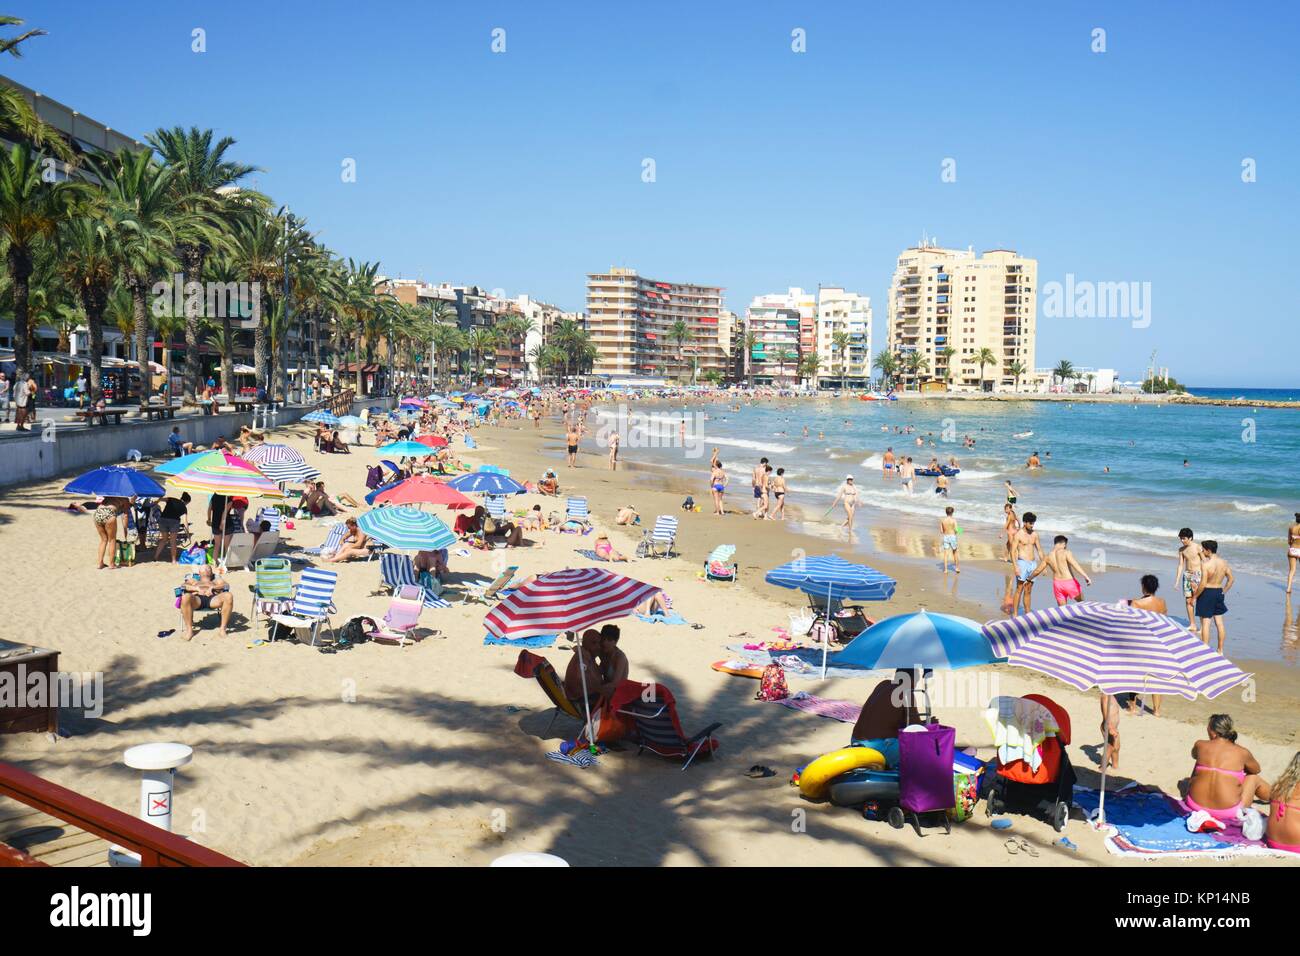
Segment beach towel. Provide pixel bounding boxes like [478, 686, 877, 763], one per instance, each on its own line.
[575, 549, 608, 563]
[1072, 784, 1289, 859]
[984, 696, 1060, 773]
[635, 610, 688, 625]
[484, 633, 558, 649]
[546, 749, 598, 768]
[770, 692, 862, 723]
[723, 645, 874, 681]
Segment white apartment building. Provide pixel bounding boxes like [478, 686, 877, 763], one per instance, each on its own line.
[512, 294, 583, 383]
[886, 242, 1037, 391]
[815, 287, 872, 388]
[745, 288, 816, 385]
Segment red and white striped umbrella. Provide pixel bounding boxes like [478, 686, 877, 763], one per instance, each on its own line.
[483, 567, 662, 640]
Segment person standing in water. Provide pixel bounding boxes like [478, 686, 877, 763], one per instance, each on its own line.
[1029, 534, 1093, 606]
[939, 506, 960, 573]
[1004, 479, 1018, 506]
[565, 425, 580, 468]
[1176, 527, 1204, 632]
[1287, 513, 1300, 595]
[899, 457, 915, 495]
[882, 447, 896, 479]
[751, 457, 769, 519]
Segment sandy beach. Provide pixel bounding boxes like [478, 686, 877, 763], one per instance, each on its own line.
[0, 409, 1295, 868]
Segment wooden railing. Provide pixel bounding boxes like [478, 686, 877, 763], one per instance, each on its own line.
[0, 761, 245, 867]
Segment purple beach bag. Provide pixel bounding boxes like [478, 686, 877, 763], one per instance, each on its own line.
[898, 723, 956, 814]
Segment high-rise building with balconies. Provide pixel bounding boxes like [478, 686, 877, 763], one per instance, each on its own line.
[886, 243, 1036, 391]
[815, 288, 872, 388]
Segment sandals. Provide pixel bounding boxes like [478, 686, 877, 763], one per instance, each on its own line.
[1004, 837, 1039, 857]
[744, 765, 776, 779]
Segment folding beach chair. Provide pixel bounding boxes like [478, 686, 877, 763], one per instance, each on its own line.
[378, 551, 453, 608]
[286, 522, 346, 562]
[485, 495, 507, 520]
[565, 497, 589, 521]
[704, 544, 738, 583]
[249, 529, 280, 564]
[514, 650, 585, 735]
[220, 532, 256, 571]
[464, 565, 519, 603]
[256, 507, 282, 532]
[612, 681, 721, 770]
[248, 557, 294, 628]
[370, 584, 425, 647]
[270, 567, 339, 645]
[639, 515, 678, 558]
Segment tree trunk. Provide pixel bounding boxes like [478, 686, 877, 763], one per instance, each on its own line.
[8, 249, 32, 381]
[130, 277, 152, 408]
[253, 289, 268, 397]
[182, 247, 203, 406]
[354, 335, 364, 396]
[221, 317, 235, 410]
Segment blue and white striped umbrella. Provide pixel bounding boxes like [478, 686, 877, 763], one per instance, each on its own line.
[243, 443, 320, 484]
[357, 507, 457, 551]
[302, 409, 340, 425]
[837, 610, 996, 671]
[447, 471, 527, 496]
[764, 554, 896, 602]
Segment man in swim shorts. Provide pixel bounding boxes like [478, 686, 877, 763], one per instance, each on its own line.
[899, 457, 915, 495]
[882, 447, 895, 478]
[751, 457, 769, 518]
[1011, 512, 1044, 615]
[565, 427, 579, 468]
[1195, 540, 1233, 652]
[1175, 527, 1204, 631]
[939, 506, 960, 573]
[1030, 533, 1092, 605]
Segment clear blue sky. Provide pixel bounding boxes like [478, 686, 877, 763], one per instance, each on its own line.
[7, 1, 1297, 385]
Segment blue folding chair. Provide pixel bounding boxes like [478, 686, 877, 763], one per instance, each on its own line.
[270, 567, 339, 645]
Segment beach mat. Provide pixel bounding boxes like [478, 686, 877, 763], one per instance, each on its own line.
[1072, 784, 1288, 859]
[770, 692, 861, 723]
[635, 611, 688, 625]
[724, 645, 875, 680]
[484, 633, 558, 649]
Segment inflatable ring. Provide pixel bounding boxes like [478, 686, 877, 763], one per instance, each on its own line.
[797, 746, 887, 799]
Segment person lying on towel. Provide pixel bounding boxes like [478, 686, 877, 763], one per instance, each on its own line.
[849, 669, 921, 769]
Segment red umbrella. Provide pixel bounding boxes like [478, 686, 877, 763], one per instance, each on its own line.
[415, 434, 449, 448]
[373, 475, 475, 509]
[483, 567, 662, 641]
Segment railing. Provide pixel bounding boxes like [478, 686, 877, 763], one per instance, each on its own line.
[0, 760, 245, 867]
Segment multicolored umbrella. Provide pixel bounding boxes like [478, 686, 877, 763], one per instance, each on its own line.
[837, 610, 995, 672]
[372, 476, 475, 509]
[483, 567, 661, 641]
[242, 443, 320, 484]
[399, 397, 429, 409]
[65, 466, 165, 499]
[981, 601, 1252, 824]
[447, 471, 527, 496]
[152, 450, 212, 476]
[163, 451, 287, 498]
[375, 440, 436, 459]
[356, 507, 457, 551]
[303, 409, 340, 425]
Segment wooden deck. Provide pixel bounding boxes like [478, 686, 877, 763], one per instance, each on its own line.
[0, 795, 110, 867]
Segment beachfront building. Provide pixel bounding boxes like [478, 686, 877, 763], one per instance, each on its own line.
[585, 267, 729, 382]
[815, 288, 872, 389]
[512, 294, 582, 384]
[886, 242, 1037, 392]
[745, 288, 814, 386]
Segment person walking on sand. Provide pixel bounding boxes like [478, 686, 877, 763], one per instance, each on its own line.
[751, 457, 770, 519]
[1176, 527, 1204, 631]
[1029, 534, 1093, 606]
[709, 459, 728, 516]
[939, 506, 960, 573]
[830, 474, 860, 530]
[565, 425, 580, 468]
[1011, 512, 1044, 615]
[1287, 513, 1300, 594]
[770, 467, 788, 520]
[608, 432, 619, 471]
[1194, 540, 1233, 653]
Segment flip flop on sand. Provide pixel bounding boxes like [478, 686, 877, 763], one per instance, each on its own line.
[1004, 837, 1038, 857]
[744, 765, 775, 778]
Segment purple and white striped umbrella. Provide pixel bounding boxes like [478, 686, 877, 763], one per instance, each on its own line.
[982, 601, 1250, 700]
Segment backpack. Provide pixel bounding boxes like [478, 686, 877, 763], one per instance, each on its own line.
[365, 465, 383, 490]
[755, 663, 789, 701]
[337, 616, 377, 646]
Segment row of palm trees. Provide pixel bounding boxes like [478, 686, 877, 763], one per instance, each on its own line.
[869, 349, 1091, 394]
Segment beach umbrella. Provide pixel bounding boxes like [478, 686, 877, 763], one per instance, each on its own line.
[303, 409, 340, 425]
[837, 610, 995, 671]
[483, 567, 664, 745]
[447, 471, 527, 496]
[765, 555, 897, 678]
[981, 601, 1252, 825]
[64, 465, 165, 499]
[338, 415, 366, 427]
[242, 443, 320, 484]
[372, 475, 475, 509]
[375, 440, 436, 458]
[163, 451, 287, 499]
[399, 397, 429, 409]
[357, 507, 457, 551]
[152, 450, 213, 476]
[413, 434, 449, 449]
[478, 464, 509, 475]
[364, 479, 404, 506]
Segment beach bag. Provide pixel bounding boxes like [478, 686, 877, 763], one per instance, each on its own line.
[899, 724, 956, 814]
[755, 664, 789, 701]
[365, 465, 383, 490]
[337, 616, 376, 646]
[115, 540, 136, 566]
[178, 545, 207, 565]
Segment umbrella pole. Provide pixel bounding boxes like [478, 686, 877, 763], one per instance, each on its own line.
[821, 581, 832, 679]
[1097, 729, 1109, 827]
[575, 631, 596, 751]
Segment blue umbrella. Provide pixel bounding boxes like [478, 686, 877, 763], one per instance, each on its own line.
[836, 610, 996, 671]
[338, 415, 365, 427]
[357, 507, 457, 551]
[765, 554, 897, 677]
[152, 451, 212, 476]
[303, 409, 340, 425]
[447, 471, 527, 495]
[375, 440, 436, 458]
[65, 466, 166, 498]
[364, 479, 404, 506]
[478, 464, 510, 476]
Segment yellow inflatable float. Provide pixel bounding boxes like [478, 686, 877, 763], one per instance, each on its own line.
[797, 747, 887, 799]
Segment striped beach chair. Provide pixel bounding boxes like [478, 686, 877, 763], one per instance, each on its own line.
[256, 507, 282, 532]
[565, 497, 589, 521]
[704, 544, 738, 584]
[613, 682, 721, 770]
[270, 567, 338, 645]
[379, 552, 452, 609]
[249, 557, 294, 628]
[485, 495, 507, 520]
[287, 522, 346, 561]
[640, 515, 678, 558]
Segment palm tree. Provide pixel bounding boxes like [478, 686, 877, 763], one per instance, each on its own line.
[743, 330, 758, 386]
[56, 213, 115, 402]
[798, 352, 821, 387]
[776, 348, 797, 385]
[902, 351, 930, 389]
[89, 147, 184, 407]
[227, 212, 283, 396]
[668, 319, 690, 383]
[831, 330, 850, 387]
[1006, 359, 1026, 394]
[0, 17, 75, 163]
[147, 126, 261, 404]
[937, 346, 957, 386]
[974, 347, 998, 393]
[0, 143, 76, 383]
[467, 326, 498, 384]
[1052, 359, 1076, 391]
[872, 349, 898, 392]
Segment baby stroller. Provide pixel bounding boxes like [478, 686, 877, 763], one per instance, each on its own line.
[984, 693, 1075, 832]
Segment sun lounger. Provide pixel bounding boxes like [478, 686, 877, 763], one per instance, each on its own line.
[638, 515, 678, 558]
[514, 649, 585, 735]
[256, 507, 282, 532]
[485, 495, 507, 520]
[248, 557, 294, 628]
[612, 681, 720, 770]
[286, 522, 346, 562]
[565, 497, 589, 521]
[270, 567, 338, 645]
[370, 585, 425, 647]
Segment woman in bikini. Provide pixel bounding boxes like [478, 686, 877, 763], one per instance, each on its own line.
[1186, 714, 1270, 823]
[710, 460, 727, 516]
[1286, 513, 1300, 594]
[593, 532, 627, 562]
[1003, 503, 1019, 565]
[1266, 752, 1300, 854]
[93, 496, 130, 569]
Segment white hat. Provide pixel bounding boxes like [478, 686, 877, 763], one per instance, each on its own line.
[845, 474, 854, 480]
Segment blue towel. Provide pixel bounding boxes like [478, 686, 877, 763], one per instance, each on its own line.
[635, 611, 688, 626]
[482, 633, 557, 648]
[1071, 786, 1241, 854]
[575, 549, 607, 562]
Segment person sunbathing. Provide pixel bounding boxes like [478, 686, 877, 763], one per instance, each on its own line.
[1186, 714, 1270, 822]
[849, 670, 921, 769]
[326, 518, 371, 562]
[483, 513, 524, 548]
[593, 532, 627, 561]
[1266, 752, 1300, 854]
[322, 430, 351, 454]
[179, 565, 233, 640]
[414, 547, 449, 584]
[303, 482, 340, 516]
[521, 504, 548, 532]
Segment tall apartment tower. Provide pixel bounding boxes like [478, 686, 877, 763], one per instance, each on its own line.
[815, 288, 872, 387]
[886, 243, 1036, 391]
[586, 267, 728, 381]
